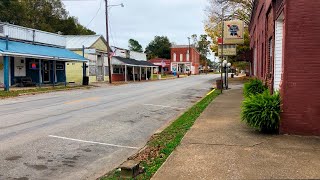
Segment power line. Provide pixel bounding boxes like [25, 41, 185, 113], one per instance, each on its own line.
[85, 0, 103, 28]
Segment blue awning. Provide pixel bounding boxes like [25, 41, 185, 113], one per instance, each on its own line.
[0, 39, 87, 62]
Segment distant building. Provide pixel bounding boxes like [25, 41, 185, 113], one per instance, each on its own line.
[250, 0, 320, 135]
[170, 45, 200, 75]
[148, 58, 171, 74]
[110, 46, 156, 82]
[111, 46, 147, 61]
[65, 35, 109, 84]
[0, 23, 87, 90]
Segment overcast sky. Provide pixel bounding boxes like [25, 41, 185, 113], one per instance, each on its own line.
[63, 0, 211, 51]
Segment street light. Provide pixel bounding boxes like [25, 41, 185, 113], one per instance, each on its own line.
[222, 61, 231, 90]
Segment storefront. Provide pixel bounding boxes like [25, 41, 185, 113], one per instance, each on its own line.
[111, 56, 157, 82]
[0, 39, 87, 90]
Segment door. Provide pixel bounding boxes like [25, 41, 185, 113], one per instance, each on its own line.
[97, 55, 104, 81]
[42, 61, 50, 83]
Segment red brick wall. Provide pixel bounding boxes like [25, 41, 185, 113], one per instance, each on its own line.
[112, 74, 125, 81]
[171, 47, 200, 74]
[280, 0, 320, 135]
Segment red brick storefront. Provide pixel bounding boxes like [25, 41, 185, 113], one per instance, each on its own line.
[250, 0, 320, 135]
[171, 45, 200, 75]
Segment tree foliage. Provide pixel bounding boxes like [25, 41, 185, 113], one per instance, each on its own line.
[145, 36, 172, 60]
[128, 39, 143, 52]
[0, 0, 95, 35]
[205, 0, 253, 62]
[191, 34, 212, 66]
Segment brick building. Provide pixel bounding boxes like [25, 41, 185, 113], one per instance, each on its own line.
[250, 0, 320, 135]
[171, 45, 200, 75]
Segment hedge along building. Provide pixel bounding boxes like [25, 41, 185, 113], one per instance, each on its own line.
[249, 0, 320, 135]
[0, 23, 87, 91]
[65, 35, 109, 84]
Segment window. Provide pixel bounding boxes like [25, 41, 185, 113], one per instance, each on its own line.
[269, 38, 273, 75]
[113, 65, 123, 74]
[180, 54, 183, 62]
[187, 50, 190, 61]
[89, 65, 96, 76]
[105, 66, 109, 76]
[173, 53, 176, 62]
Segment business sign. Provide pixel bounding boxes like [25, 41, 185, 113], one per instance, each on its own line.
[223, 20, 244, 44]
[84, 49, 96, 54]
[218, 44, 237, 56]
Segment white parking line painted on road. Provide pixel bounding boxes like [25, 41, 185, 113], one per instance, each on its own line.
[143, 104, 186, 110]
[48, 135, 139, 150]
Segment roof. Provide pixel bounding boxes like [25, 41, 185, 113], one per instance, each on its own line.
[0, 39, 87, 61]
[65, 35, 107, 49]
[171, 45, 197, 48]
[112, 56, 157, 67]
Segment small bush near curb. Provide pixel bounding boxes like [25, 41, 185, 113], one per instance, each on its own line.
[241, 90, 281, 133]
[243, 78, 267, 98]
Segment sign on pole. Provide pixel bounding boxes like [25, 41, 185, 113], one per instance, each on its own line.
[223, 20, 244, 44]
[218, 44, 237, 56]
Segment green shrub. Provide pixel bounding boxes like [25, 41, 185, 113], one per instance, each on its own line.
[243, 78, 267, 98]
[241, 91, 281, 133]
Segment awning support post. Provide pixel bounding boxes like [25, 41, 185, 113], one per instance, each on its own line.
[39, 59, 42, 88]
[53, 60, 56, 87]
[151, 67, 153, 80]
[4, 36, 9, 91]
[3, 56, 9, 91]
[140, 67, 142, 81]
[125, 65, 127, 82]
[133, 66, 135, 82]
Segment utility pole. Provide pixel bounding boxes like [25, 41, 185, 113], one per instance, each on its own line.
[105, 0, 112, 84]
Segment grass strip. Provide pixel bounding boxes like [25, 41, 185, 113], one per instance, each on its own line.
[101, 89, 220, 180]
[0, 85, 92, 99]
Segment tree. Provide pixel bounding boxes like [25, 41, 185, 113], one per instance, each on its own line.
[205, 0, 253, 62]
[191, 34, 212, 66]
[145, 36, 172, 60]
[128, 39, 143, 52]
[0, 0, 95, 35]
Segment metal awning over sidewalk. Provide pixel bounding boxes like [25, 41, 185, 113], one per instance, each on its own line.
[112, 56, 157, 67]
[0, 39, 87, 62]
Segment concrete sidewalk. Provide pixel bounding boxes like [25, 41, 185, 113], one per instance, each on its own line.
[152, 85, 320, 180]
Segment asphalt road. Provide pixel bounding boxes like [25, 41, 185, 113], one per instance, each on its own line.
[0, 74, 219, 180]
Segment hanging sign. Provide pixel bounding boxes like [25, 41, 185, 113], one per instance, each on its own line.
[223, 20, 244, 44]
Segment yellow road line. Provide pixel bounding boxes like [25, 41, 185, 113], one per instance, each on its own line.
[64, 97, 98, 105]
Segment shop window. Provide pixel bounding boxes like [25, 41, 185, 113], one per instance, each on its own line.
[113, 65, 123, 74]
